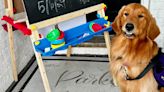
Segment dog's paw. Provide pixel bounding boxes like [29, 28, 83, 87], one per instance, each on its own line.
[111, 79, 118, 87]
[120, 66, 129, 80]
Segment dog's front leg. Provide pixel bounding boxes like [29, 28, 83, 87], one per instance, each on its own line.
[111, 75, 118, 86]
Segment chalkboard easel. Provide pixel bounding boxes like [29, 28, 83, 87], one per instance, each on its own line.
[5, 0, 111, 91]
[27, 5, 111, 92]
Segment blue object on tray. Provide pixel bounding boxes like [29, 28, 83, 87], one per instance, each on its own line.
[34, 18, 113, 56]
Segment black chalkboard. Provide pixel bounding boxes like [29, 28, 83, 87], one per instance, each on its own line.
[23, 0, 102, 24]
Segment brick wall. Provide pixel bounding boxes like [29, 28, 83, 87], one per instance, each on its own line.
[0, 0, 34, 91]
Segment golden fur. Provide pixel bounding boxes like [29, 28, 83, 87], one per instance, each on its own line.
[110, 3, 160, 92]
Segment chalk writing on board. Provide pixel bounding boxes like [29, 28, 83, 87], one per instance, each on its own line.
[38, 0, 66, 15]
[23, 0, 101, 24]
[80, 0, 90, 4]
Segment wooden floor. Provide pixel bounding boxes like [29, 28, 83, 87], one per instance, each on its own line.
[23, 60, 119, 92]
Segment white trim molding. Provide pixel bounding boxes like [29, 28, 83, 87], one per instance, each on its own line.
[141, 0, 150, 10]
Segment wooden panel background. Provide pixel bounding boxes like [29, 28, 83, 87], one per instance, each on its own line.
[4, 0, 24, 13]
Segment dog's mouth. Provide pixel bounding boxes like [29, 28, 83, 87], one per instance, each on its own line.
[123, 32, 135, 39]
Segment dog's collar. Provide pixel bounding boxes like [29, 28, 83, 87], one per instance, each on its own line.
[126, 49, 161, 80]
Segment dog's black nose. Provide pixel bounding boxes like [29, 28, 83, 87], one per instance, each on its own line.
[126, 23, 134, 32]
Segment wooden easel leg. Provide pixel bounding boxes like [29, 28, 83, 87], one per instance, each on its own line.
[98, 9, 111, 61]
[7, 21, 18, 81]
[29, 31, 51, 92]
[6, 0, 18, 81]
[104, 31, 111, 61]
[67, 46, 72, 57]
[35, 53, 51, 92]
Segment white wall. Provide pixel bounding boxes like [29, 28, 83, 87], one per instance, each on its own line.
[142, 0, 164, 52]
[0, 0, 34, 91]
[150, 0, 164, 51]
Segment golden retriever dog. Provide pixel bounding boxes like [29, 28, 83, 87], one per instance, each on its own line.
[110, 3, 160, 92]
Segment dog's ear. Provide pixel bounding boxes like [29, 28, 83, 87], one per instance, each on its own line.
[147, 17, 160, 40]
[112, 6, 126, 35]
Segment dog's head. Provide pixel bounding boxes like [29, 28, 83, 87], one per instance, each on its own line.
[112, 3, 160, 40]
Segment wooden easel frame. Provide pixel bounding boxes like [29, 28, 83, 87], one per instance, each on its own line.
[5, 0, 18, 81]
[5, 1, 111, 91]
[26, 4, 111, 92]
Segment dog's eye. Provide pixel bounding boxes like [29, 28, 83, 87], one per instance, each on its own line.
[124, 13, 129, 16]
[138, 15, 144, 18]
